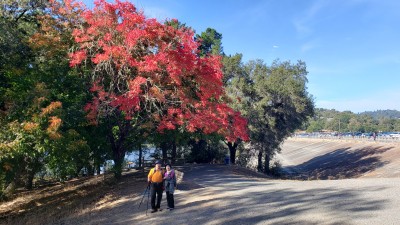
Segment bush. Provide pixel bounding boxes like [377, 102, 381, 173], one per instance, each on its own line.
[269, 160, 282, 176]
[237, 152, 251, 167]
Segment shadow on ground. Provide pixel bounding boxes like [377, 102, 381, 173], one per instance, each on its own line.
[283, 146, 392, 179]
[46, 165, 390, 225]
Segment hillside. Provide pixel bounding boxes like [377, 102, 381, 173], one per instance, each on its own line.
[359, 109, 400, 119]
[278, 137, 400, 179]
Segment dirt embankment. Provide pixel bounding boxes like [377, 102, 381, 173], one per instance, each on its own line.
[278, 137, 400, 179]
[0, 170, 147, 225]
[0, 167, 188, 225]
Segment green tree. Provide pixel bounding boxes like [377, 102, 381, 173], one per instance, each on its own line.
[0, 0, 49, 195]
[306, 119, 324, 132]
[394, 120, 400, 131]
[196, 28, 224, 56]
[0, 0, 104, 197]
[223, 54, 252, 164]
[222, 53, 246, 85]
[244, 59, 314, 173]
[348, 117, 362, 133]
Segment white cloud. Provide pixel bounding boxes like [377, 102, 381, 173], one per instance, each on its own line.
[300, 39, 320, 52]
[141, 6, 173, 21]
[293, 0, 329, 37]
[273, 45, 279, 48]
[301, 42, 315, 52]
[293, 20, 312, 37]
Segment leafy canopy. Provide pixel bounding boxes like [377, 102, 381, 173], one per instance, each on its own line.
[67, 0, 248, 142]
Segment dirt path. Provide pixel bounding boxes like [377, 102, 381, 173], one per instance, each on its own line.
[49, 164, 400, 225]
[4, 138, 400, 225]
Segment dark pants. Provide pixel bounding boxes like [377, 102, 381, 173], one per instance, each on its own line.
[151, 182, 163, 209]
[166, 191, 174, 208]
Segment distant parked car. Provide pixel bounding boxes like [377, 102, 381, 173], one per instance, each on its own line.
[379, 132, 392, 138]
[342, 132, 352, 137]
[361, 133, 371, 137]
[390, 132, 400, 138]
[354, 132, 362, 136]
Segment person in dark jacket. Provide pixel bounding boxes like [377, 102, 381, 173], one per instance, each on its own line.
[163, 163, 176, 210]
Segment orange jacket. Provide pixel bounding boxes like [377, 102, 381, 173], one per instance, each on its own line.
[148, 168, 164, 183]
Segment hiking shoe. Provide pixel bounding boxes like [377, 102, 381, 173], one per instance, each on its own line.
[150, 209, 157, 213]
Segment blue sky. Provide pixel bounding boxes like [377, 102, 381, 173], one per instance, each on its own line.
[82, 0, 400, 113]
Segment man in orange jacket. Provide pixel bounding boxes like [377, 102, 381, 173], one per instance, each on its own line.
[148, 160, 164, 213]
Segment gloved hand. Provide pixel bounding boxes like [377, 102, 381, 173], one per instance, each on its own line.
[148, 181, 151, 186]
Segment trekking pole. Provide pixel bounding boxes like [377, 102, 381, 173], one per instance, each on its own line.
[146, 183, 150, 215]
[138, 185, 150, 209]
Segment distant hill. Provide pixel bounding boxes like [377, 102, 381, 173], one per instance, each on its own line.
[307, 109, 400, 133]
[359, 110, 400, 119]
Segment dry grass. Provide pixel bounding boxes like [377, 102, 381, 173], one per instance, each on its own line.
[0, 169, 147, 225]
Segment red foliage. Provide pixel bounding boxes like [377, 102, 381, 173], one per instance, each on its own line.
[66, 0, 248, 142]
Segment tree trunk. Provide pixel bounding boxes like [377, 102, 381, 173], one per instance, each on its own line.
[4, 181, 16, 199]
[87, 164, 95, 176]
[109, 138, 125, 180]
[171, 141, 176, 164]
[25, 169, 36, 190]
[227, 142, 238, 165]
[107, 120, 130, 180]
[112, 148, 125, 180]
[257, 150, 263, 172]
[3, 160, 23, 197]
[264, 152, 271, 174]
[138, 144, 143, 168]
[96, 165, 101, 175]
[160, 142, 168, 161]
[24, 158, 42, 190]
[93, 146, 103, 175]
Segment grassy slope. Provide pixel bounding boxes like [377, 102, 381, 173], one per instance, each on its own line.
[0, 170, 147, 225]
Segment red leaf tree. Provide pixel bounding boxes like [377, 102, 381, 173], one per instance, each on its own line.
[66, 0, 248, 176]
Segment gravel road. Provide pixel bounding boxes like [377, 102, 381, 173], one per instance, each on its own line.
[58, 164, 400, 225]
